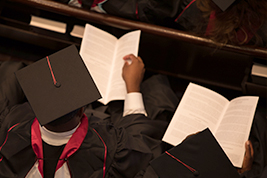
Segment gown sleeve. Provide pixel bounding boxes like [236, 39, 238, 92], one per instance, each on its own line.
[106, 113, 169, 178]
[86, 74, 178, 177]
[0, 61, 26, 129]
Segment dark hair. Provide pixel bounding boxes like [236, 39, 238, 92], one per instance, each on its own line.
[46, 108, 80, 126]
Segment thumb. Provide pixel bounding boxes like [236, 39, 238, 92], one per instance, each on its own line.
[245, 141, 254, 158]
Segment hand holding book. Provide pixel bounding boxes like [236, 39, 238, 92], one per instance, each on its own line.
[238, 140, 254, 173]
[80, 24, 141, 104]
[122, 54, 145, 93]
[162, 83, 259, 167]
[184, 131, 255, 172]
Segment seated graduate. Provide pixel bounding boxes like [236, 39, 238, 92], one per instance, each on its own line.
[181, 0, 267, 47]
[0, 45, 179, 178]
[139, 129, 265, 178]
[137, 100, 267, 178]
[138, 90, 266, 177]
[141, 128, 243, 178]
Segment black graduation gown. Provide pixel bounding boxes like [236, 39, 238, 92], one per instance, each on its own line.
[78, 0, 267, 46]
[0, 61, 179, 177]
[0, 61, 26, 129]
[0, 102, 171, 178]
[260, 167, 267, 178]
[57, 0, 182, 27]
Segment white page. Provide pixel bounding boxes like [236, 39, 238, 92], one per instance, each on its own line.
[215, 96, 259, 167]
[163, 83, 229, 145]
[106, 30, 141, 102]
[30, 15, 66, 33]
[70, 25, 85, 38]
[80, 24, 118, 103]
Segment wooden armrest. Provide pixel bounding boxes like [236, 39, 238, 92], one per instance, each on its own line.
[1, 0, 266, 96]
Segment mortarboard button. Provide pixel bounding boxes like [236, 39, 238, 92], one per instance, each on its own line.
[55, 82, 61, 88]
[193, 170, 199, 176]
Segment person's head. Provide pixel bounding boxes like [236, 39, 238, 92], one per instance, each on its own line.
[15, 45, 101, 127]
[44, 107, 85, 132]
[47, 108, 80, 127]
[196, 0, 267, 46]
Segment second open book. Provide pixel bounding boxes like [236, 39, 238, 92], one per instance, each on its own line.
[163, 83, 259, 168]
[80, 24, 141, 104]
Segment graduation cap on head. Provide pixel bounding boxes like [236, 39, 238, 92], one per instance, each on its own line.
[15, 45, 101, 125]
[212, 0, 236, 11]
[150, 128, 240, 178]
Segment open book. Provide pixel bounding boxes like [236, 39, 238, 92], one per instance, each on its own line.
[80, 24, 141, 104]
[162, 83, 259, 167]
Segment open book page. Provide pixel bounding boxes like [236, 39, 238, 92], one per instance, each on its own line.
[30, 15, 66, 33]
[106, 30, 141, 103]
[80, 24, 118, 103]
[214, 96, 259, 167]
[162, 83, 229, 145]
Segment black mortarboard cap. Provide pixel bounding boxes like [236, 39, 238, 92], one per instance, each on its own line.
[212, 0, 236, 11]
[151, 128, 240, 178]
[15, 45, 101, 125]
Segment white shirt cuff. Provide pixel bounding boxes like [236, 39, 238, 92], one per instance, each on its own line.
[123, 92, 147, 117]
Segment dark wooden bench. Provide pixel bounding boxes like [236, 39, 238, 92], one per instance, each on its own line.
[0, 0, 266, 98]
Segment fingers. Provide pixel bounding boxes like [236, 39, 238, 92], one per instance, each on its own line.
[182, 131, 200, 142]
[237, 140, 254, 173]
[137, 56, 143, 62]
[245, 140, 254, 159]
[122, 54, 145, 93]
[123, 54, 143, 64]
[123, 54, 136, 60]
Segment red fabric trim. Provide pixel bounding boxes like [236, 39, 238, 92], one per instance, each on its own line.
[205, 10, 216, 36]
[31, 118, 44, 177]
[236, 24, 260, 44]
[46, 56, 57, 86]
[175, 0, 196, 22]
[165, 151, 197, 173]
[0, 123, 20, 162]
[135, 3, 139, 20]
[91, 0, 106, 7]
[0, 123, 20, 150]
[92, 128, 107, 178]
[56, 114, 89, 171]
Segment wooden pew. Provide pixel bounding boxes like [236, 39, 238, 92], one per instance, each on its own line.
[0, 0, 266, 97]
